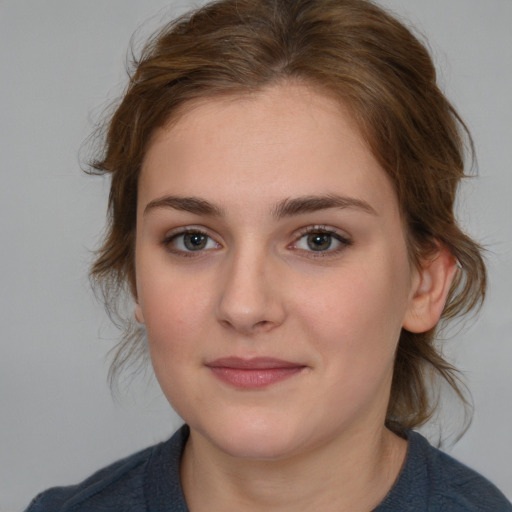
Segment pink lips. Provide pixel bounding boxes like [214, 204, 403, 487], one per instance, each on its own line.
[205, 357, 306, 389]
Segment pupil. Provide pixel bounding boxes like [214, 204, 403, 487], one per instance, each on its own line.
[184, 233, 207, 250]
[307, 233, 331, 251]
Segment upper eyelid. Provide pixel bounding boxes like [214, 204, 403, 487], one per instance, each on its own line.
[162, 226, 219, 247]
[160, 224, 352, 248]
[163, 225, 214, 239]
[162, 228, 221, 256]
[287, 242, 350, 268]
[293, 225, 352, 241]
[162, 224, 349, 235]
[289, 226, 353, 255]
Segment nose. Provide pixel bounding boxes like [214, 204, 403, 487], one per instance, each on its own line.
[215, 246, 286, 335]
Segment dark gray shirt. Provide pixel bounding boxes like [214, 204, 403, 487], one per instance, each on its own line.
[26, 425, 512, 511]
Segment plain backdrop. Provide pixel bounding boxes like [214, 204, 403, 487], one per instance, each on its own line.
[1, 1, 511, 510]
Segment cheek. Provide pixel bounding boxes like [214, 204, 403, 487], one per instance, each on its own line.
[137, 268, 211, 363]
[296, 257, 410, 365]
[139, 278, 212, 414]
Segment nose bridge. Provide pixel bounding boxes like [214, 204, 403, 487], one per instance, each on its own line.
[216, 239, 284, 333]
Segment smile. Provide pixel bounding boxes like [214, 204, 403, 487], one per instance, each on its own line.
[205, 357, 306, 389]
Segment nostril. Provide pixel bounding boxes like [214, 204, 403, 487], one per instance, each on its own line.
[219, 311, 285, 335]
[253, 320, 272, 330]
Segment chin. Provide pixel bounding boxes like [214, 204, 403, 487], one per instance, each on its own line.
[215, 432, 302, 461]
[194, 411, 311, 461]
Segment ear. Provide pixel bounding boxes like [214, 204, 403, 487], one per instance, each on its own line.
[402, 244, 458, 333]
[134, 302, 145, 324]
[131, 274, 145, 324]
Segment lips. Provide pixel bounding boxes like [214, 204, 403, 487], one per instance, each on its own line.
[205, 357, 306, 389]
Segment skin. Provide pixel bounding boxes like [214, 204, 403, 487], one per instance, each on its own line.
[135, 83, 456, 511]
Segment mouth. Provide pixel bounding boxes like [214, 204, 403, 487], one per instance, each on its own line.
[205, 357, 307, 389]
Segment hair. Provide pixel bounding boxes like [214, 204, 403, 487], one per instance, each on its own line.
[88, 0, 486, 430]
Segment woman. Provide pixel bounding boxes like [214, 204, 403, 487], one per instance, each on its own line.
[26, 0, 511, 510]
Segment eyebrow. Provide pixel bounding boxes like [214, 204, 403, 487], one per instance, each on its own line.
[143, 194, 377, 218]
[271, 194, 377, 218]
[144, 195, 224, 217]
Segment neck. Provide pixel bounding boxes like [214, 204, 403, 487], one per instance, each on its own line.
[180, 422, 407, 512]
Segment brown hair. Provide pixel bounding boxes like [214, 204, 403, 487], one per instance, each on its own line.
[89, 0, 486, 429]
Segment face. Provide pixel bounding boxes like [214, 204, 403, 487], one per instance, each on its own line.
[135, 83, 422, 460]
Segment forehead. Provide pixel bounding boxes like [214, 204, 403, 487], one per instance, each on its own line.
[138, 83, 398, 218]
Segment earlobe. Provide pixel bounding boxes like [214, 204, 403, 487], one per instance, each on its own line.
[402, 245, 458, 333]
[134, 303, 145, 324]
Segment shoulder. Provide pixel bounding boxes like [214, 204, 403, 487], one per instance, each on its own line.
[377, 429, 512, 512]
[24, 426, 189, 512]
[419, 433, 511, 511]
[25, 444, 155, 512]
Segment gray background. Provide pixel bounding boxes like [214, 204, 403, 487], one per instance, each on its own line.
[1, 1, 511, 510]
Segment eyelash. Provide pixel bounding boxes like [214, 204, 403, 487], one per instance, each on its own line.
[291, 225, 353, 258]
[162, 227, 219, 257]
[162, 225, 353, 258]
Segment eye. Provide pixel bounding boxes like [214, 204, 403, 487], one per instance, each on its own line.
[292, 227, 352, 255]
[164, 229, 220, 254]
